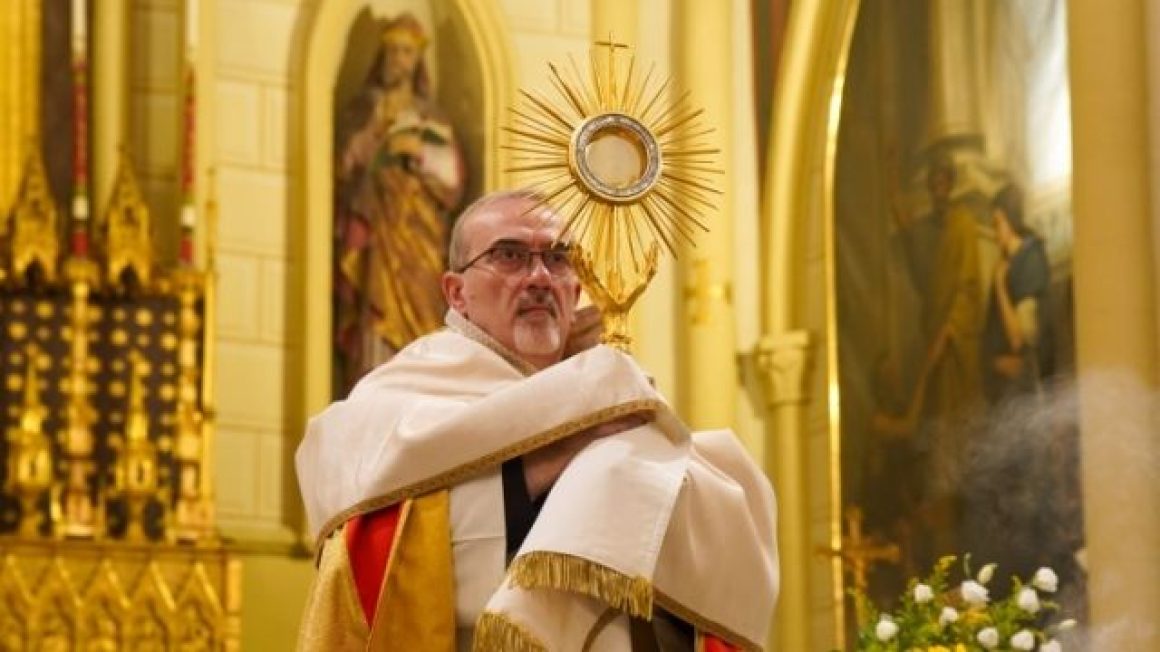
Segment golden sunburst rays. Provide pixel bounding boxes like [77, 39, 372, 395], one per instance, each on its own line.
[504, 39, 721, 348]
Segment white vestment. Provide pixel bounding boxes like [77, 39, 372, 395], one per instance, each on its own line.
[296, 311, 779, 649]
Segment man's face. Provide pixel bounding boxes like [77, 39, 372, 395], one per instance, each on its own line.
[382, 32, 420, 88]
[442, 198, 581, 368]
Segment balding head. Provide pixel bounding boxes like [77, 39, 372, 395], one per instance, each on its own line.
[448, 190, 550, 271]
[441, 190, 580, 369]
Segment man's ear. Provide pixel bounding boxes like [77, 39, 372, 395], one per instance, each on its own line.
[442, 271, 467, 313]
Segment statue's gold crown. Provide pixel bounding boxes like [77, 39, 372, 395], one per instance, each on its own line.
[381, 15, 428, 48]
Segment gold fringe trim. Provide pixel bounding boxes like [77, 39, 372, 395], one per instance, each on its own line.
[314, 398, 664, 553]
[472, 612, 547, 652]
[509, 551, 654, 620]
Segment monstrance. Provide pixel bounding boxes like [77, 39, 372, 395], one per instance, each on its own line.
[505, 38, 721, 350]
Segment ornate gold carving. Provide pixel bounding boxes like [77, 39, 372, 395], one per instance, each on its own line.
[172, 269, 213, 543]
[128, 562, 176, 648]
[33, 559, 83, 648]
[754, 330, 813, 407]
[572, 242, 658, 350]
[0, 542, 241, 650]
[175, 563, 223, 650]
[0, 555, 34, 647]
[0, 137, 232, 648]
[7, 148, 61, 283]
[61, 257, 100, 538]
[98, 150, 154, 287]
[5, 344, 55, 537]
[80, 560, 131, 649]
[108, 351, 163, 543]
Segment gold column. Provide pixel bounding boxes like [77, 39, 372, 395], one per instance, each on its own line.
[761, 1, 860, 650]
[0, 0, 41, 219]
[93, 0, 129, 210]
[1069, 0, 1160, 647]
[673, 0, 736, 430]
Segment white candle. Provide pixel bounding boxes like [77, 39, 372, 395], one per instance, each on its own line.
[185, 0, 199, 56]
[71, 0, 87, 51]
[181, 203, 196, 229]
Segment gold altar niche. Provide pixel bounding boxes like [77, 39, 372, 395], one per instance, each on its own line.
[0, 147, 238, 649]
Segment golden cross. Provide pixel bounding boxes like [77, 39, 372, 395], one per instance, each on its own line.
[594, 33, 630, 51]
[594, 33, 630, 108]
[818, 506, 901, 600]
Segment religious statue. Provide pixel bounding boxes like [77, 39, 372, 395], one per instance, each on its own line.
[334, 13, 465, 393]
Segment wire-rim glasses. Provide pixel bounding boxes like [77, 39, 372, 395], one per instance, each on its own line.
[455, 242, 575, 276]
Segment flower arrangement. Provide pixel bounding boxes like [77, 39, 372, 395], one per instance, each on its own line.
[854, 556, 1075, 651]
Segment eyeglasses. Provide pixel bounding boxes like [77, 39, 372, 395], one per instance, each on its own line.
[455, 242, 574, 275]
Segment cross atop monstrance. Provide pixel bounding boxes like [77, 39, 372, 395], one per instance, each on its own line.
[505, 37, 721, 350]
[820, 506, 901, 598]
[593, 35, 629, 51]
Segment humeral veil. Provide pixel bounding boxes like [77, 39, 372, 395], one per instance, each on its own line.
[296, 311, 779, 650]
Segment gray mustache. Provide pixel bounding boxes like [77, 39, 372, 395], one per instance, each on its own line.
[517, 292, 558, 317]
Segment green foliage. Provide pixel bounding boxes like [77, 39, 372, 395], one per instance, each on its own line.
[851, 556, 1075, 652]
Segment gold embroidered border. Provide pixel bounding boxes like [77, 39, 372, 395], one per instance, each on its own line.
[444, 310, 539, 376]
[313, 398, 664, 552]
[655, 589, 762, 652]
[508, 551, 653, 620]
[472, 611, 547, 652]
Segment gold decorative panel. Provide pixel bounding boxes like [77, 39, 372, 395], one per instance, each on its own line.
[5, 148, 60, 283]
[0, 539, 240, 651]
[0, 107, 235, 650]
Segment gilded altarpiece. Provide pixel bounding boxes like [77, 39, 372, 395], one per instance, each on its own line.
[0, 150, 239, 649]
[831, 0, 1086, 637]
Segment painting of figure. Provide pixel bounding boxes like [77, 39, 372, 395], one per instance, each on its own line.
[833, 0, 1084, 629]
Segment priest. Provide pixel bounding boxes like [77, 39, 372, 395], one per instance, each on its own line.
[296, 190, 778, 650]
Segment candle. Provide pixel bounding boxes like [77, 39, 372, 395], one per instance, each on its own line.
[182, 66, 196, 199]
[72, 3, 89, 227]
[72, 0, 87, 48]
[181, 204, 196, 229]
[182, 0, 200, 260]
[185, 0, 198, 56]
[73, 61, 88, 186]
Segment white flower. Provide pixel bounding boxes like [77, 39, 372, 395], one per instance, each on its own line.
[914, 583, 934, 603]
[1011, 629, 1036, 650]
[1033, 567, 1059, 592]
[977, 626, 1000, 648]
[938, 606, 959, 626]
[961, 579, 990, 605]
[1017, 586, 1041, 613]
[1057, 619, 1077, 631]
[1040, 640, 1062, 652]
[977, 563, 997, 584]
[875, 616, 899, 642]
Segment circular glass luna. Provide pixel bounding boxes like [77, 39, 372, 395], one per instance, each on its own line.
[569, 113, 661, 203]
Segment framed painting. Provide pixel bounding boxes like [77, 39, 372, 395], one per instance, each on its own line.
[832, 0, 1086, 634]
